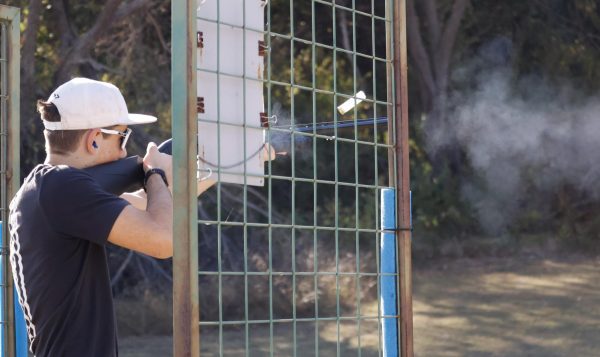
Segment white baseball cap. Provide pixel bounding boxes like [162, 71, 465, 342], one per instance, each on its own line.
[42, 77, 157, 130]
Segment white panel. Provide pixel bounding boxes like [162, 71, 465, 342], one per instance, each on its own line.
[197, 72, 264, 184]
[198, 72, 263, 125]
[196, 1, 266, 186]
[197, 20, 218, 72]
[198, 124, 264, 186]
[197, 19, 264, 79]
[197, 0, 265, 31]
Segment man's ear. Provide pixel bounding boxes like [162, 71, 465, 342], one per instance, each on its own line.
[84, 129, 101, 154]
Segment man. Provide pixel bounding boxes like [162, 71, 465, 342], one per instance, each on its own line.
[8, 77, 173, 356]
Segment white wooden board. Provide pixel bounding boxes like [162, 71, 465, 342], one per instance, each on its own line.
[196, 0, 266, 186]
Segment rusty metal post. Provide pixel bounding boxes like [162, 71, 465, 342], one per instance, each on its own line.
[172, 0, 199, 356]
[0, 5, 20, 356]
[387, 0, 413, 356]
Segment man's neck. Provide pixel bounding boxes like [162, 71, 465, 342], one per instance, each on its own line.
[45, 151, 92, 169]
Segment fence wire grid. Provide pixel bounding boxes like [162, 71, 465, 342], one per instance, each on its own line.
[189, 0, 400, 356]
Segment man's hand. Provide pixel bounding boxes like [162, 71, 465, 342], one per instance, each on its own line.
[260, 143, 277, 162]
[143, 142, 173, 186]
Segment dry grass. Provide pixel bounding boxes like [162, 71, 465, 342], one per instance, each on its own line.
[119, 254, 600, 356]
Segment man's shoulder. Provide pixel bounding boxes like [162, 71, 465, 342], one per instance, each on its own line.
[22, 164, 88, 181]
[35, 164, 94, 187]
[8, 166, 97, 231]
[10, 165, 64, 207]
[15, 165, 95, 203]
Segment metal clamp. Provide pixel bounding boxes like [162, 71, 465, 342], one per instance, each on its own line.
[258, 41, 269, 56]
[260, 113, 277, 127]
[197, 97, 205, 114]
[382, 226, 413, 233]
[197, 32, 204, 48]
[198, 167, 212, 181]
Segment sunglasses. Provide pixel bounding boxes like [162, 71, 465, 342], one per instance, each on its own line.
[99, 128, 132, 150]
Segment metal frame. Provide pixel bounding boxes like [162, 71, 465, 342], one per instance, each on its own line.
[172, 1, 199, 356]
[0, 5, 20, 357]
[390, 1, 413, 356]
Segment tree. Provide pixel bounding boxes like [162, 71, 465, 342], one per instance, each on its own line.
[12, 0, 171, 175]
[407, 0, 470, 150]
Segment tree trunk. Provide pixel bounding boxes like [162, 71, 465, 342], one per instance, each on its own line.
[406, 0, 470, 170]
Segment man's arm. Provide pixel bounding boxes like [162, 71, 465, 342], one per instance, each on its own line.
[111, 142, 274, 255]
[120, 189, 146, 210]
[120, 179, 216, 210]
[108, 143, 173, 259]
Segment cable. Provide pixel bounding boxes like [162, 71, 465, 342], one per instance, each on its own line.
[197, 144, 266, 170]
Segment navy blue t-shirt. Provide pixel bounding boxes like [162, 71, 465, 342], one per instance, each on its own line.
[8, 164, 129, 356]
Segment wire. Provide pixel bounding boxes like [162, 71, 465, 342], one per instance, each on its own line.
[198, 167, 213, 181]
[197, 144, 266, 169]
[271, 117, 388, 132]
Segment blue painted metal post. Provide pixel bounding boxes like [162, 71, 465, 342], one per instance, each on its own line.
[0, 222, 27, 356]
[381, 188, 399, 357]
[12, 288, 26, 356]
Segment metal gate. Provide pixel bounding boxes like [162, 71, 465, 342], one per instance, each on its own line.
[0, 5, 21, 357]
[172, 0, 411, 355]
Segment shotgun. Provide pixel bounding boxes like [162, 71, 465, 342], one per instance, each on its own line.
[84, 138, 172, 195]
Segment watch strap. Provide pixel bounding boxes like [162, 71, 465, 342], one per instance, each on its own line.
[143, 168, 168, 192]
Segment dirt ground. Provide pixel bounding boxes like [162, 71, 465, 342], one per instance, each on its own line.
[120, 254, 600, 356]
[413, 254, 600, 357]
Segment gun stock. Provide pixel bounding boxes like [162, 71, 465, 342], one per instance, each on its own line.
[84, 138, 173, 195]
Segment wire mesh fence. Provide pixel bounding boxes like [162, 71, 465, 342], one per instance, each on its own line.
[192, 0, 398, 355]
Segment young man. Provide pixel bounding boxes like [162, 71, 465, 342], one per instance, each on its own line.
[8, 77, 173, 356]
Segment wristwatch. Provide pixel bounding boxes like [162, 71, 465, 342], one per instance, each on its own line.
[143, 168, 169, 192]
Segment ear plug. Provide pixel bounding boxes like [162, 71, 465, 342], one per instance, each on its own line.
[92, 141, 98, 149]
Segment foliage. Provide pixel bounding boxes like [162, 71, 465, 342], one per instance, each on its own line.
[3, 0, 172, 175]
[6, 1, 600, 328]
[406, 0, 600, 254]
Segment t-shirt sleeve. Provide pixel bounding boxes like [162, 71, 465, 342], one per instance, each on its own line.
[40, 168, 130, 245]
